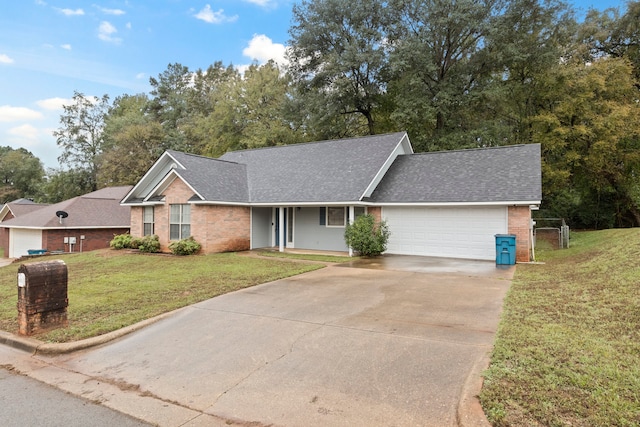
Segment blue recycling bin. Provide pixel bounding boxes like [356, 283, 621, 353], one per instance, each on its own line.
[495, 234, 516, 265]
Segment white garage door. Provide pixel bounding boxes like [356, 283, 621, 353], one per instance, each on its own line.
[9, 228, 43, 258]
[383, 206, 508, 260]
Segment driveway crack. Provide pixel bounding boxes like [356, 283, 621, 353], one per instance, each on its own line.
[211, 323, 325, 405]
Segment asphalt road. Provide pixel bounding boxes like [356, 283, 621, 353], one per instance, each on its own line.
[0, 366, 151, 427]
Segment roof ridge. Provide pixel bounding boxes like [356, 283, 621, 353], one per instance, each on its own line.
[222, 131, 408, 156]
[409, 143, 536, 156]
[168, 149, 242, 166]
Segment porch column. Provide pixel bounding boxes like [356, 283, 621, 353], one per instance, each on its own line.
[278, 206, 285, 252]
[348, 205, 355, 257]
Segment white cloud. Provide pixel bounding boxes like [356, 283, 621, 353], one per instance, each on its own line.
[0, 106, 43, 122]
[35, 0, 47, 5]
[0, 54, 14, 64]
[98, 21, 122, 43]
[96, 6, 126, 15]
[8, 124, 40, 142]
[60, 44, 72, 50]
[194, 5, 238, 24]
[136, 72, 146, 79]
[57, 8, 85, 16]
[126, 22, 132, 30]
[243, 0, 275, 6]
[242, 34, 288, 66]
[36, 97, 72, 111]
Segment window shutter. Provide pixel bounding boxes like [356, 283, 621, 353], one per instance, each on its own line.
[319, 207, 326, 225]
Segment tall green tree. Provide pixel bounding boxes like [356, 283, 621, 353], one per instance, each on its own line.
[288, 0, 391, 136]
[580, 1, 640, 83]
[99, 94, 164, 187]
[40, 168, 94, 203]
[53, 91, 110, 192]
[386, 0, 504, 151]
[531, 57, 640, 228]
[147, 63, 192, 152]
[0, 147, 45, 202]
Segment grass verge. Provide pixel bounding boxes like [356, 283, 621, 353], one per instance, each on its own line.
[254, 250, 358, 263]
[480, 229, 640, 426]
[0, 250, 323, 343]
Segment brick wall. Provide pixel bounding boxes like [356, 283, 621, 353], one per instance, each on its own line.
[0, 212, 15, 257]
[195, 205, 251, 253]
[368, 206, 382, 223]
[0, 228, 9, 258]
[130, 206, 143, 237]
[508, 205, 532, 262]
[42, 228, 130, 253]
[142, 177, 250, 254]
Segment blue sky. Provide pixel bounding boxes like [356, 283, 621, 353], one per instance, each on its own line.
[0, 0, 629, 169]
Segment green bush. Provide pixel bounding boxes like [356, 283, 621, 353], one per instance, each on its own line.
[136, 235, 161, 253]
[110, 233, 133, 250]
[344, 214, 390, 257]
[169, 237, 202, 256]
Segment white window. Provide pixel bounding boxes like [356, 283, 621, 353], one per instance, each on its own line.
[327, 207, 346, 227]
[170, 204, 191, 240]
[143, 206, 154, 236]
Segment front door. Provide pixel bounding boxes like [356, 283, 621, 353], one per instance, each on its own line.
[274, 207, 295, 247]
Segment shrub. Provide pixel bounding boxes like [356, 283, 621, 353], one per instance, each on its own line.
[344, 214, 390, 257]
[169, 237, 202, 256]
[136, 235, 161, 253]
[110, 233, 133, 250]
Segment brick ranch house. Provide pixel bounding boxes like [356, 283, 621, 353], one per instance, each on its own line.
[122, 133, 541, 262]
[0, 186, 132, 258]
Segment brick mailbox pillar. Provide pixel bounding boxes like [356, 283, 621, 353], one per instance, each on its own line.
[17, 260, 69, 336]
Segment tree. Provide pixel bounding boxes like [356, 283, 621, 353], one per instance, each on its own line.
[580, 1, 640, 84]
[147, 63, 193, 151]
[288, 0, 391, 136]
[99, 94, 164, 186]
[531, 57, 640, 228]
[53, 91, 110, 192]
[386, 0, 504, 151]
[40, 168, 94, 203]
[0, 147, 45, 202]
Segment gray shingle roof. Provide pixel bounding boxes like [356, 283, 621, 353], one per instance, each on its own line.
[368, 144, 542, 203]
[1, 186, 133, 228]
[167, 151, 249, 202]
[219, 132, 407, 203]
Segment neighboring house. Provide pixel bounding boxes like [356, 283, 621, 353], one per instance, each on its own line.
[122, 132, 541, 262]
[0, 186, 132, 258]
[0, 198, 50, 256]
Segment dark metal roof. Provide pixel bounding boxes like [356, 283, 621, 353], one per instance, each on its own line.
[368, 144, 542, 203]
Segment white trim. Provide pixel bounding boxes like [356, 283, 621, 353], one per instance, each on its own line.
[144, 170, 205, 203]
[372, 201, 541, 207]
[121, 151, 186, 204]
[360, 132, 412, 199]
[190, 199, 540, 208]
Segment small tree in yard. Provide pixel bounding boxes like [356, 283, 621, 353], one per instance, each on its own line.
[344, 214, 390, 257]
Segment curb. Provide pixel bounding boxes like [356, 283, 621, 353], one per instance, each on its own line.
[457, 350, 492, 427]
[0, 307, 184, 355]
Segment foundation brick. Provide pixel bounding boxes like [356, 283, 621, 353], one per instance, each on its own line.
[508, 205, 532, 262]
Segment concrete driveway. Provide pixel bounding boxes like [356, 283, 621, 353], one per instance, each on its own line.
[6, 255, 513, 427]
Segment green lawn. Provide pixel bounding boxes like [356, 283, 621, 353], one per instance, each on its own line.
[480, 229, 640, 426]
[0, 250, 323, 343]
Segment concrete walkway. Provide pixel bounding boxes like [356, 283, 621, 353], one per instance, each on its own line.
[0, 255, 513, 427]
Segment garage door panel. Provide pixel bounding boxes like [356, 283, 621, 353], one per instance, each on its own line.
[383, 207, 507, 260]
[10, 229, 43, 258]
